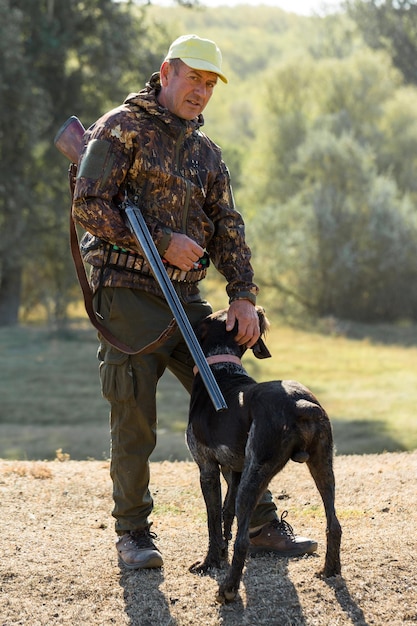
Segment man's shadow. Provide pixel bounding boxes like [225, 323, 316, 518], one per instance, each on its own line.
[118, 566, 177, 626]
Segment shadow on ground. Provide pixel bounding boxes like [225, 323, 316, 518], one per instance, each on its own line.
[117, 554, 370, 626]
[118, 567, 177, 625]
[332, 418, 406, 455]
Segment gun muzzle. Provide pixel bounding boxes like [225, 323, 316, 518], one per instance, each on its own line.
[54, 116, 85, 163]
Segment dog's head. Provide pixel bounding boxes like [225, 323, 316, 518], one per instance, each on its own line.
[195, 305, 271, 359]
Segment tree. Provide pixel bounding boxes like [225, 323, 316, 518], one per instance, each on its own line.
[0, 1, 37, 325]
[250, 131, 417, 321]
[346, 0, 417, 85]
[244, 46, 417, 321]
[376, 86, 417, 197]
[0, 0, 167, 326]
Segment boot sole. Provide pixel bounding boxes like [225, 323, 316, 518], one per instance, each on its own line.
[249, 541, 318, 557]
[118, 553, 163, 570]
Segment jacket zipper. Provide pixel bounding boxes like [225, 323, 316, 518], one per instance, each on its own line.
[175, 128, 191, 234]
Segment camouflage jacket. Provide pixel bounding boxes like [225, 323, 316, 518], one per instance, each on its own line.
[72, 74, 259, 304]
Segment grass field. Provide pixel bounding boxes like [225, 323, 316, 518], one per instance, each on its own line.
[1, 313, 417, 461]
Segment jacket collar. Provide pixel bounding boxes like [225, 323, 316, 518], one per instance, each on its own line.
[123, 73, 205, 137]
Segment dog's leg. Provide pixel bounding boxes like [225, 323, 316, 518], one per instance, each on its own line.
[221, 468, 241, 542]
[189, 462, 227, 573]
[306, 434, 342, 577]
[217, 459, 274, 603]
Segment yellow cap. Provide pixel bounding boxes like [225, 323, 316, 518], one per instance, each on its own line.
[165, 34, 228, 84]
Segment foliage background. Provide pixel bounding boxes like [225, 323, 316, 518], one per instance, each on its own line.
[1, 317, 416, 461]
[2, 0, 417, 325]
[1, 0, 417, 460]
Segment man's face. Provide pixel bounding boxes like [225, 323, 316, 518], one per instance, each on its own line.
[158, 60, 218, 120]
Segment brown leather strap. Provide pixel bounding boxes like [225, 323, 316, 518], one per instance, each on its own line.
[68, 164, 178, 355]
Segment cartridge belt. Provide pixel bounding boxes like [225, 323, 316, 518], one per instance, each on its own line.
[103, 244, 207, 284]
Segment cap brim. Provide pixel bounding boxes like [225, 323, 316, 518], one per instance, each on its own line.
[180, 57, 228, 84]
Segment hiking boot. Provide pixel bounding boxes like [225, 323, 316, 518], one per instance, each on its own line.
[116, 528, 163, 569]
[249, 511, 318, 557]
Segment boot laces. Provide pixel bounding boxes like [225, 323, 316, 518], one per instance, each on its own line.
[129, 528, 158, 550]
[271, 510, 296, 539]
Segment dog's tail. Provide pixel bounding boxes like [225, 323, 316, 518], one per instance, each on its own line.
[295, 398, 325, 419]
[291, 398, 326, 463]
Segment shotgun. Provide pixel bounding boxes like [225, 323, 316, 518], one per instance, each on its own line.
[54, 116, 227, 412]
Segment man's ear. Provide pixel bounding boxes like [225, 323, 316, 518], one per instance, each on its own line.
[159, 61, 170, 86]
[251, 337, 271, 359]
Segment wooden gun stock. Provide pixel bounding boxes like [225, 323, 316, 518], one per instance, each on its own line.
[54, 116, 85, 164]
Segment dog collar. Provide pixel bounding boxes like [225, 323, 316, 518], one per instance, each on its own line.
[193, 354, 242, 376]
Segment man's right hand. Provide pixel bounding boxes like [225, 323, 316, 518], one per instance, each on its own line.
[163, 233, 204, 271]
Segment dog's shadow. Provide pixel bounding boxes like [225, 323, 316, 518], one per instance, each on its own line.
[211, 554, 369, 626]
[323, 574, 370, 626]
[215, 554, 309, 625]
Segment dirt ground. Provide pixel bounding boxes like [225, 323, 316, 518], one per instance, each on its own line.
[1, 450, 416, 626]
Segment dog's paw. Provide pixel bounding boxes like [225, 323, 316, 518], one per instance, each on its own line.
[189, 559, 221, 574]
[216, 584, 239, 604]
[319, 555, 342, 578]
[316, 565, 342, 579]
[189, 560, 209, 574]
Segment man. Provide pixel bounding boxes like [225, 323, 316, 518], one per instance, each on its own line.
[72, 34, 317, 569]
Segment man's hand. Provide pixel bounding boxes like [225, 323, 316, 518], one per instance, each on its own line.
[163, 233, 204, 271]
[226, 300, 260, 348]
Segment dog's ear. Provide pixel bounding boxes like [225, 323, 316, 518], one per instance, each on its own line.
[251, 337, 271, 359]
[194, 315, 212, 342]
[256, 306, 270, 333]
[252, 306, 272, 359]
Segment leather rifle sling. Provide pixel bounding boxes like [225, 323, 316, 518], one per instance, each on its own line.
[68, 164, 178, 355]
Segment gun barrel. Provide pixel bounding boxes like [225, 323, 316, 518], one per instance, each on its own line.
[124, 202, 227, 412]
[54, 116, 85, 163]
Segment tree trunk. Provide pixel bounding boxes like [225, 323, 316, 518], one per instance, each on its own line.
[0, 267, 22, 326]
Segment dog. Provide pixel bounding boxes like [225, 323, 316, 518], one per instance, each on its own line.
[186, 307, 342, 604]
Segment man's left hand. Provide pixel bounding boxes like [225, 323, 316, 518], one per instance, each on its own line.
[226, 300, 260, 348]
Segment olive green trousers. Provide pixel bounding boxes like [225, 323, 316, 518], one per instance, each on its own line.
[95, 287, 277, 534]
